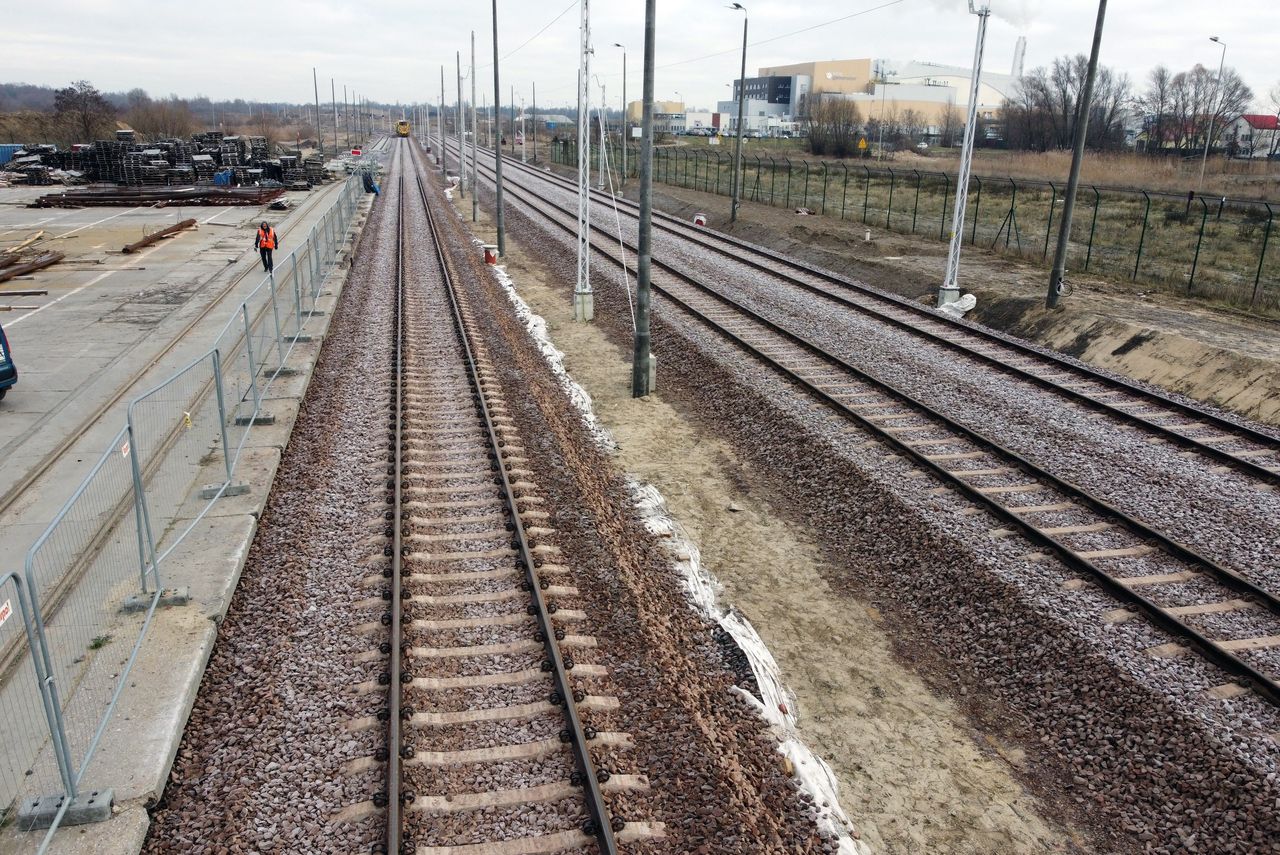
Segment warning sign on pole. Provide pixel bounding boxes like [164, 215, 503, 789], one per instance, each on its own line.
[858, 138, 868, 151]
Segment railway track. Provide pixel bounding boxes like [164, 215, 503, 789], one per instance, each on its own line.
[341, 139, 661, 855]
[451, 141, 1280, 487]
[456, 145, 1280, 709]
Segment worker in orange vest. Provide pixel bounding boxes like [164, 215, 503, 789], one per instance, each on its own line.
[255, 221, 279, 273]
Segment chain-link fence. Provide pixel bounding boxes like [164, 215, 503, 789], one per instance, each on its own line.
[0, 173, 365, 852]
[552, 140, 1278, 313]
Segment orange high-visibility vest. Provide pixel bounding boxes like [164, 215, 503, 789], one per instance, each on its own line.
[257, 227, 276, 250]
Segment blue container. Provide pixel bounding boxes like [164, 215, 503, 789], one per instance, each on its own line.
[0, 144, 25, 165]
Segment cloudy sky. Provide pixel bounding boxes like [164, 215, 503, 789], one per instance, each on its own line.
[3, 0, 1277, 113]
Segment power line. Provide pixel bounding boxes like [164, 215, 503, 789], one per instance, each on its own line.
[659, 0, 908, 69]
[502, 0, 909, 100]
[478, 0, 578, 70]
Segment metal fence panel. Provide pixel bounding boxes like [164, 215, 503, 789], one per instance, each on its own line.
[0, 175, 366, 851]
[127, 352, 226, 561]
[23, 425, 158, 808]
[627, 145, 1279, 312]
[0, 572, 61, 834]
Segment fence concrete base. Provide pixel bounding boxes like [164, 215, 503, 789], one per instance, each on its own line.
[121, 589, 189, 614]
[199, 482, 249, 500]
[17, 790, 114, 830]
[234, 413, 275, 426]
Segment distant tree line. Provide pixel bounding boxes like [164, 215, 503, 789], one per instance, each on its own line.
[1001, 55, 1132, 151]
[1137, 64, 1255, 155]
[0, 80, 399, 147]
[805, 95, 962, 157]
[999, 54, 1263, 156]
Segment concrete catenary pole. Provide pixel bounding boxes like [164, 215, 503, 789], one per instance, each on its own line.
[330, 78, 338, 155]
[532, 82, 538, 163]
[613, 45, 626, 183]
[492, 0, 506, 256]
[457, 51, 466, 199]
[313, 68, 323, 158]
[440, 66, 447, 174]
[343, 85, 350, 149]
[729, 3, 748, 223]
[1046, 0, 1108, 309]
[936, 1, 990, 308]
[632, 0, 656, 396]
[472, 30, 479, 223]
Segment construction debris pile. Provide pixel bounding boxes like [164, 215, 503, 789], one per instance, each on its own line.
[1, 129, 329, 191]
[0, 231, 62, 285]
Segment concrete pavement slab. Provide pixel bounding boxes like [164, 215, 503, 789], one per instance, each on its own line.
[0, 182, 376, 854]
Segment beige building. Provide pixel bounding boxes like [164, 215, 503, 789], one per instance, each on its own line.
[713, 56, 1017, 134]
[626, 100, 684, 124]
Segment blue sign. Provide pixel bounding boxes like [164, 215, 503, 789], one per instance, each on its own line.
[546, 122, 557, 129]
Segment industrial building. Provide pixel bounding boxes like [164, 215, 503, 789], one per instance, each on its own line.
[707, 45, 1025, 136]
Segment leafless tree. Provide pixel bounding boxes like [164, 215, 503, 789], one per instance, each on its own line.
[53, 80, 116, 143]
[126, 93, 199, 141]
[1138, 65, 1173, 153]
[805, 95, 864, 157]
[1001, 54, 1131, 151]
[900, 108, 924, 144]
[939, 99, 961, 147]
[1269, 82, 1280, 157]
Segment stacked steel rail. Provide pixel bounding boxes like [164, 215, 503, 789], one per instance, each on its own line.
[461, 146, 1280, 709]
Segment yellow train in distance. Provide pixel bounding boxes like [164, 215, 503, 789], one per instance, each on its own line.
[395, 120, 411, 138]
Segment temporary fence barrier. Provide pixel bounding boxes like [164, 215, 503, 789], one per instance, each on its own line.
[0, 173, 365, 852]
[552, 140, 1278, 312]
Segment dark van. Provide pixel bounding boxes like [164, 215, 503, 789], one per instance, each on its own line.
[0, 323, 16, 399]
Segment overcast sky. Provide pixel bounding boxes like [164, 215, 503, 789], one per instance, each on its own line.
[3, 0, 1278, 114]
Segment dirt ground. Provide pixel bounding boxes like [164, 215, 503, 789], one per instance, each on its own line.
[637, 181, 1280, 427]
[450, 195, 1088, 854]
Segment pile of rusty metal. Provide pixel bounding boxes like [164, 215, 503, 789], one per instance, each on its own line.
[29, 186, 287, 208]
[0, 231, 63, 284]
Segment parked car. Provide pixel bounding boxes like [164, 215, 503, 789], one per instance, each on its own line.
[0, 322, 16, 399]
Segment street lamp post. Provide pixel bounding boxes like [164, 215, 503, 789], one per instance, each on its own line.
[614, 43, 627, 183]
[874, 61, 898, 161]
[1198, 36, 1227, 191]
[729, 2, 748, 223]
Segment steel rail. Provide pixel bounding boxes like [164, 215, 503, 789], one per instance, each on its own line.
[383, 159, 406, 855]
[465, 142, 1280, 485]
[478, 162, 1280, 708]
[405, 139, 620, 851]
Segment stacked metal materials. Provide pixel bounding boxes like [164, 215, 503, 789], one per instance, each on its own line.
[30, 186, 289, 208]
[2, 130, 335, 189]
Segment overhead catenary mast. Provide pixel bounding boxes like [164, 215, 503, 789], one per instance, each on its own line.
[574, 0, 593, 321]
[937, 0, 990, 308]
[439, 66, 447, 174]
[457, 51, 466, 199]
[471, 30, 479, 222]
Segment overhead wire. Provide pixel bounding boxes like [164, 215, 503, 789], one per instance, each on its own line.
[592, 97, 637, 331]
[505, 0, 910, 100]
[658, 0, 909, 69]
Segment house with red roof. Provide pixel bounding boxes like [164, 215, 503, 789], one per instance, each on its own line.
[1226, 113, 1280, 159]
